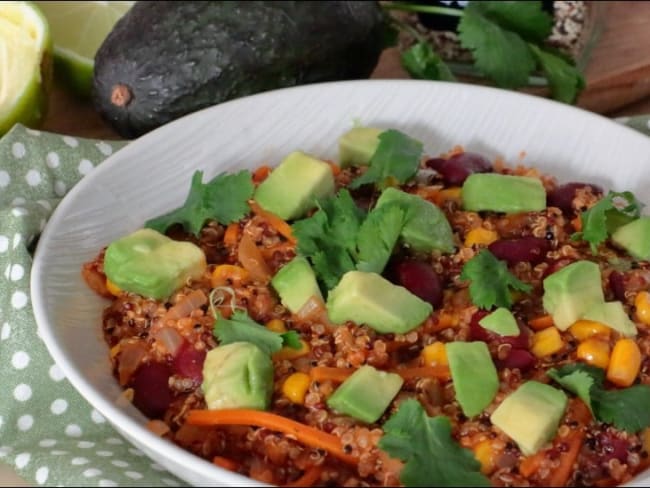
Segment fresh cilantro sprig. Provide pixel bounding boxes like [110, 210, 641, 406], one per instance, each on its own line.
[146, 170, 254, 236]
[378, 399, 490, 487]
[548, 363, 650, 433]
[572, 191, 644, 254]
[383, 1, 585, 103]
[213, 310, 300, 355]
[460, 249, 532, 309]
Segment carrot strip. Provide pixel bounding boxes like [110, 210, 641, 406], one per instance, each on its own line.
[249, 200, 296, 243]
[547, 430, 584, 487]
[224, 223, 240, 248]
[253, 165, 272, 184]
[213, 455, 239, 472]
[285, 465, 324, 487]
[186, 409, 357, 465]
[392, 366, 451, 381]
[571, 215, 582, 232]
[310, 367, 355, 383]
[528, 314, 554, 331]
[327, 161, 341, 177]
[519, 450, 546, 478]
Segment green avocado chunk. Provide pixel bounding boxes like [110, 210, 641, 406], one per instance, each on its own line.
[542, 260, 605, 330]
[327, 365, 403, 423]
[478, 307, 520, 336]
[461, 173, 546, 213]
[271, 256, 323, 313]
[611, 216, 650, 260]
[254, 151, 335, 221]
[446, 341, 499, 417]
[103, 228, 206, 300]
[201, 342, 273, 411]
[375, 187, 455, 253]
[490, 381, 568, 456]
[326, 271, 432, 334]
[338, 127, 383, 168]
[582, 301, 637, 337]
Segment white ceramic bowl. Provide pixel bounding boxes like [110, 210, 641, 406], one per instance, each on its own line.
[31, 80, 650, 487]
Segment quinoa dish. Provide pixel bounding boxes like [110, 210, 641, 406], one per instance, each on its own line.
[82, 127, 650, 487]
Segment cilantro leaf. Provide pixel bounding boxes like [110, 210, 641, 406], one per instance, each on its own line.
[572, 191, 644, 253]
[292, 190, 364, 290]
[474, 1, 553, 43]
[146, 170, 254, 236]
[460, 249, 532, 309]
[379, 399, 490, 487]
[356, 203, 408, 273]
[401, 42, 455, 82]
[529, 45, 585, 104]
[458, 2, 536, 89]
[548, 363, 650, 433]
[214, 310, 299, 355]
[349, 130, 423, 189]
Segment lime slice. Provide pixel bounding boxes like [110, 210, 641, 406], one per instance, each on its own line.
[34, 1, 134, 98]
[0, 1, 52, 135]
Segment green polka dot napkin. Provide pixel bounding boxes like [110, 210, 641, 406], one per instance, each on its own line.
[0, 116, 649, 487]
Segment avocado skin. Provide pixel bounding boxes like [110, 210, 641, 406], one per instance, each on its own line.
[93, 1, 389, 137]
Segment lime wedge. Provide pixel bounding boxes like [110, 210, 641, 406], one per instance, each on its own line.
[0, 1, 52, 135]
[34, 1, 134, 98]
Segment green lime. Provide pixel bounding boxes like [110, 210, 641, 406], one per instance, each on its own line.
[34, 1, 134, 98]
[0, 1, 52, 136]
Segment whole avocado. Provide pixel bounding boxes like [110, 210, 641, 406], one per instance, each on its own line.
[93, 1, 390, 138]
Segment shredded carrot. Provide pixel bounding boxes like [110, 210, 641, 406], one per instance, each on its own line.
[310, 367, 355, 383]
[548, 430, 585, 487]
[285, 464, 324, 487]
[571, 215, 582, 232]
[392, 366, 451, 381]
[519, 450, 546, 478]
[528, 314, 555, 331]
[253, 165, 271, 184]
[224, 223, 240, 248]
[431, 312, 458, 332]
[327, 161, 341, 177]
[186, 409, 357, 465]
[213, 455, 239, 472]
[249, 200, 296, 243]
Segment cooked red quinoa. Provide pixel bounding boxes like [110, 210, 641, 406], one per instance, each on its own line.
[83, 144, 650, 487]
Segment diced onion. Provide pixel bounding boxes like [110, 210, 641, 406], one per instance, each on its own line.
[117, 341, 147, 385]
[154, 327, 184, 356]
[238, 233, 272, 282]
[164, 289, 207, 321]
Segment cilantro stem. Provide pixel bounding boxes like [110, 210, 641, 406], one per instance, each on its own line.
[383, 3, 464, 17]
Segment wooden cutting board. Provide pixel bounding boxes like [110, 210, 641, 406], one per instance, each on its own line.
[42, 1, 650, 141]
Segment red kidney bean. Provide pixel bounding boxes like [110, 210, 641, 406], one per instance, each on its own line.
[469, 310, 530, 350]
[172, 341, 206, 383]
[488, 237, 550, 266]
[608, 270, 627, 302]
[598, 432, 629, 463]
[468, 310, 492, 342]
[393, 260, 444, 308]
[543, 257, 575, 278]
[132, 362, 173, 419]
[425, 152, 492, 186]
[496, 348, 536, 372]
[547, 182, 603, 214]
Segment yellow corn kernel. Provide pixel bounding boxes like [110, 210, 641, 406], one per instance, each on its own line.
[473, 440, 497, 475]
[635, 291, 650, 325]
[531, 327, 565, 358]
[422, 342, 448, 366]
[273, 339, 310, 361]
[282, 372, 311, 404]
[265, 319, 287, 333]
[437, 187, 462, 205]
[569, 320, 612, 341]
[577, 338, 611, 369]
[211, 264, 250, 287]
[607, 338, 641, 387]
[464, 228, 498, 248]
[106, 279, 122, 296]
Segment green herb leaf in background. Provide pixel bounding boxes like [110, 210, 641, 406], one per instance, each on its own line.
[214, 310, 300, 355]
[401, 42, 455, 82]
[473, 1, 552, 42]
[146, 170, 254, 236]
[529, 44, 585, 103]
[378, 399, 490, 487]
[460, 249, 532, 309]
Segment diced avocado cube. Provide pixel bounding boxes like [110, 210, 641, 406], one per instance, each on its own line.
[271, 256, 323, 313]
[612, 216, 650, 260]
[338, 127, 383, 168]
[201, 342, 273, 411]
[103, 228, 206, 300]
[326, 271, 432, 334]
[446, 341, 499, 417]
[490, 381, 567, 456]
[375, 187, 455, 253]
[462, 173, 546, 213]
[542, 260, 605, 330]
[327, 365, 403, 423]
[582, 301, 637, 337]
[478, 307, 520, 336]
[253, 151, 335, 221]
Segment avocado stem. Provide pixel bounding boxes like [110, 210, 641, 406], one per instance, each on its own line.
[111, 84, 133, 107]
